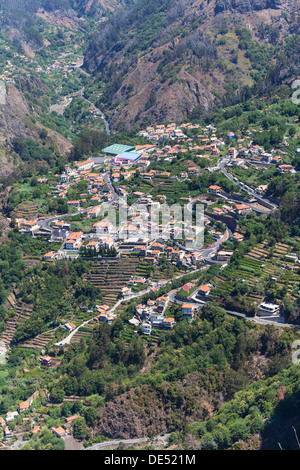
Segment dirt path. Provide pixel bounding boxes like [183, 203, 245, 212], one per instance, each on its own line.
[63, 435, 85, 450]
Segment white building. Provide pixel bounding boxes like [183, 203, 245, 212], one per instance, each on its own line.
[141, 322, 152, 336]
[257, 302, 280, 317]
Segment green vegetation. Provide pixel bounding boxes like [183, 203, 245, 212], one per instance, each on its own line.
[0, 0, 299, 452]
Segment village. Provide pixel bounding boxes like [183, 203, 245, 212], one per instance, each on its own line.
[1, 113, 299, 448]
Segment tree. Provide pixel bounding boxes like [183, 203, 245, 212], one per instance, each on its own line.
[84, 407, 97, 426]
[39, 128, 48, 140]
[72, 417, 87, 440]
[50, 387, 65, 404]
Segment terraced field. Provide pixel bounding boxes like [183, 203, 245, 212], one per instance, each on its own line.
[0, 302, 33, 347]
[69, 321, 97, 345]
[210, 239, 299, 309]
[84, 258, 151, 306]
[20, 329, 57, 350]
[11, 201, 39, 220]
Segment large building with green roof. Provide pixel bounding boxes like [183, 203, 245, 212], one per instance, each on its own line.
[102, 144, 135, 156]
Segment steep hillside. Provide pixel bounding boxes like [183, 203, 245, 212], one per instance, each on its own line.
[0, 0, 125, 50]
[0, 83, 71, 177]
[0, 0, 125, 23]
[83, 0, 300, 128]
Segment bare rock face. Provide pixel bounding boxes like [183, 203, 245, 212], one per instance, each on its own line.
[214, 0, 286, 14]
[0, 84, 36, 176]
[0, 84, 36, 142]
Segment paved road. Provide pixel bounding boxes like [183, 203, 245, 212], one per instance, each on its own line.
[86, 434, 171, 450]
[171, 286, 298, 328]
[80, 89, 110, 135]
[219, 157, 278, 212]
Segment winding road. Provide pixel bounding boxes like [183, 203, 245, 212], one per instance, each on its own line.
[219, 157, 278, 213]
[49, 84, 111, 136]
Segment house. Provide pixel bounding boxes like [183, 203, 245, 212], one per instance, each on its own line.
[87, 206, 101, 218]
[181, 282, 196, 292]
[278, 164, 294, 174]
[4, 427, 13, 439]
[141, 322, 152, 336]
[111, 172, 121, 182]
[97, 311, 114, 323]
[101, 237, 114, 249]
[67, 200, 80, 208]
[216, 251, 233, 261]
[96, 305, 111, 315]
[20, 220, 39, 234]
[182, 303, 195, 319]
[257, 302, 280, 317]
[64, 323, 76, 331]
[18, 401, 30, 413]
[74, 159, 94, 172]
[6, 411, 18, 422]
[187, 167, 199, 175]
[213, 207, 224, 215]
[86, 240, 100, 252]
[156, 194, 167, 203]
[64, 232, 83, 250]
[256, 185, 268, 194]
[40, 355, 53, 367]
[162, 317, 175, 329]
[197, 284, 211, 296]
[53, 427, 67, 438]
[208, 185, 222, 195]
[65, 415, 79, 425]
[232, 232, 244, 242]
[129, 318, 140, 327]
[149, 314, 164, 327]
[32, 426, 41, 435]
[228, 147, 237, 158]
[0, 417, 5, 427]
[124, 224, 139, 238]
[92, 221, 113, 234]
[234, 203, 251, 216]
[227, 132, 235, 140]
[43, 252, 56, 261]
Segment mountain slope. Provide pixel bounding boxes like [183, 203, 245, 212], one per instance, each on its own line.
[83, 0, 300, 128]
[0, 83, 71, 177]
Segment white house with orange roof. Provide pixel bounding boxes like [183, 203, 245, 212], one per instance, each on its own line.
[87, 205, 101, 218]
[162, 317, 175, 329]
[18, 401, 30, 413]
[74, 159, 94, 172]
[20, 220, 39, 234]
[86, 240, 100, 251]
[197, 284, 212, 297]
[208, 185, 222, 195]
[182, 303, 197, 320]
[43, 251, 56, 261]
[92, 220, 113, 234]
[64, 232, 83, 250]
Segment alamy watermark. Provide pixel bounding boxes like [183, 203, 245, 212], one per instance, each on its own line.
[292, 340, 300, 364]
[292, 79, 300, 105]
[94, 196, 205, 250]
[0, 81, 6, 105]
